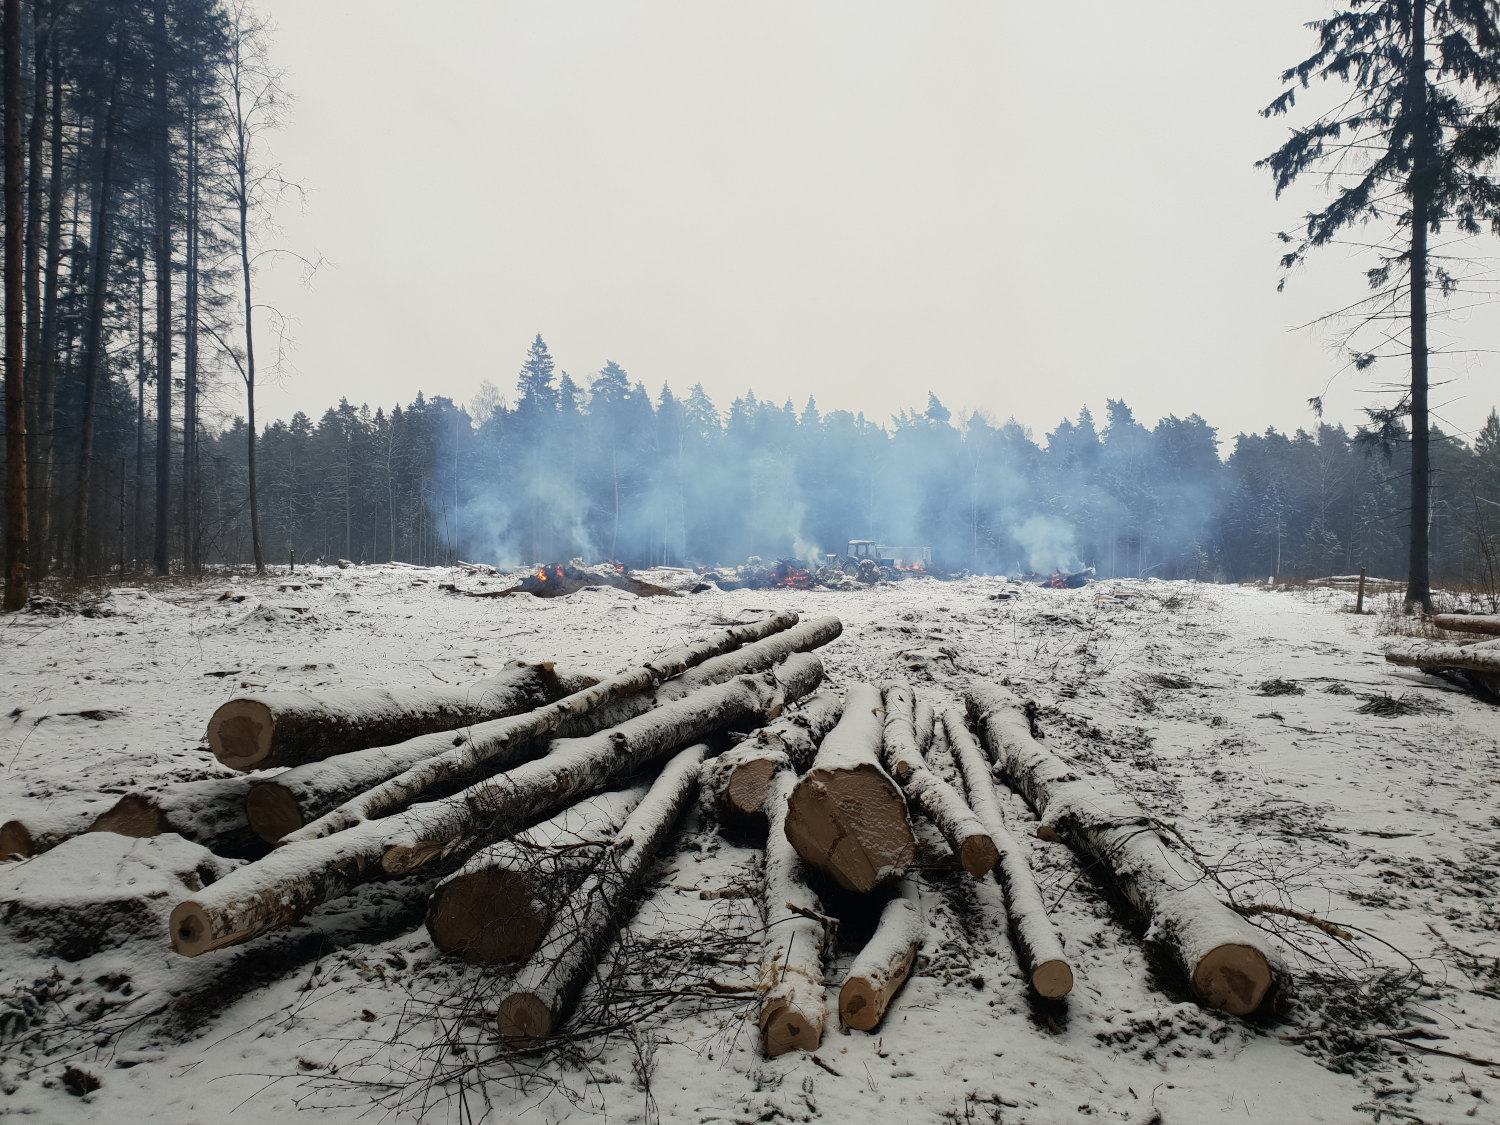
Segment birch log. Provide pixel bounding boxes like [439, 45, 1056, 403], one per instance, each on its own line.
[425, 781, 649, 964]
[89, 775, 267, 853]
[701, 690, 844, 821]
[1385, 639, 1500, 674]
[839, 889, 922, 1031]
[784, 683, 914, 894]
[247, 613, 831, 844]
[284, 616, 808, 844]
[967, 684, 1282, 1016]
[942, 706, 1072, 998]
[208, 660, 575, 771]
[759, 769, 829, 1056]
[495, 746, 705, 1038]
[1430, 614, 1500, 636]
[170, 661, 820, 957]
[881, 683, 921, 782]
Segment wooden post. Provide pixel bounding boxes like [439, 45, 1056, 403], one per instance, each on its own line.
[289, 548, 294, 573]
[1356, 566, 1366, 614]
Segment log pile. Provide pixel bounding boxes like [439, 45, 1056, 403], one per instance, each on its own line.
[1386, 635, 1500, 696]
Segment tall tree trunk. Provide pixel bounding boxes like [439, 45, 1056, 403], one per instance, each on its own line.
[1406, 0, 1431, 611]
[238, 157, 263, 573]
[70, 42, 122, 580]
[134, 249, 144, 565]
[181, 77, 197, 574]
[32, 49, 60, 577]
[2, 0, 27, 610]
[21, 3, 46, 581]
[152, 0, 171, 576]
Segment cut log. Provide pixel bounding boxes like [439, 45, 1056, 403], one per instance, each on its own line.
[942, 706, 1072, 998]
[426, 781, 649, 964]
[881, 683, 920, 783]
[839, 889, 922, 1031]
[913, 699, 935, 758]
[170, 660, 821, 957]
[967, 684, 1282, 1016]
[1430, 614, 1500, 636]
[759, 768, 829, 1056]
[1385, 638, 1500, 675]
[209, 660, 577, 771]
[495, 745, 705, 1038]
[701, 690, 844, 821]
[89, 774, 268, 853]
[285, 614, 808, 843]
[784, 683, 915, 894]
[2, 798, 115, 859]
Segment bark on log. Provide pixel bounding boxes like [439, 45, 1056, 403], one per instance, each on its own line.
[701, 690, 844, 821]
[881, 683, 921, 782]
[784, 683, 915, 894]
[1430, 614, 1500, 636]
[495, 745, 705, 1038]
[1385, 639, 1500, 674]
[170, 661, 820, 957]
[285, 615, 808, 843]
[89, 774, 267, 853]
[2, 799, 114, 859]
[913, 699, 935, 758]
[839, 889, 922, 1031]
[941, 706, 1072, 998]
[426, 781, 648, 964]
[759, 769, 829, 1056]
[208, 660, 578, 772]
[966, 684, 1282, 1016]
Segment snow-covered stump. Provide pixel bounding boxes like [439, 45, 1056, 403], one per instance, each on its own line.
[89, 774, 269, 853]
[494, 745, 705, 1039]
[169, 661, 821, 957]
[783, 683, 914, 894]
[1430, 613, 1500, 636]
[839, 888, 922, 1031]
[1, 798, 116, 859]
[759, 769, 829, 1056]
[285, 616, 810, 844]
[208, 660, 577, 771]
[425, 781, 649, 964]
[966, 684, 1282, 1016]
[700, 690, 844, 822]
[941, 706, 1073, 999]
[881, 682, 996, 878]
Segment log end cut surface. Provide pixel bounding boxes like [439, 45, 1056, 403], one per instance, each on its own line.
[496, 993, 553, 1039]
[0, 820, 33, 857]
[761, 1001, 822, 1056]
[838, 979, 886, 1032]
[1030, 958, 1074, 999]
[1190, 943, 1273, 1015]
[727, 757, 778, 818]
[208, 699, 275, 771]
[89, 795, 169, 838]
[784, 765, 915, 894]
[426, 870, 550, 964]
[246, 783, 305, 844]
[958, 834, 999, 879]
[169, 901, 215, 957]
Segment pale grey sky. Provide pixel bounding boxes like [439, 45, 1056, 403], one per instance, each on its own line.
[250, 0, 1500, 445]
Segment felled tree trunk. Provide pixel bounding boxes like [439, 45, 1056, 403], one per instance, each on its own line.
[495, 745, 705, 1038]
[701, 690, 844, 821]
[89, 774, 266, 855]
[941, 706, 1072, 998]
[759, 768, 829, 1056]
[967, 684, 1281, 1016]
[1430, 614, 1500, 636]
[784, 683, 915, 894]
[913, 699, 935, 758]
[170, 661, 820, 957]
[287, 615, 808, 843]
[209, 661, 574, 771]
[1385, 639, 1500, 674]
[426, 781, 648, 964]
[881, 683, 920, 782]
[839, 889, 922, 1031]
[2, 799, 115, 859]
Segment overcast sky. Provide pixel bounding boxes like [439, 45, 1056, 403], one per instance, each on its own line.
[248, 0, 1500, 447]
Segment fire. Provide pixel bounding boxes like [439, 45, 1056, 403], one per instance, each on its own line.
[770, 561, 813, 589]
[537, 567, 546, 582]
[895, 561, 927, 573]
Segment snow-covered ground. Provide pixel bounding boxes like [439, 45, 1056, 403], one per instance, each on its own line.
[2, 567, 1497, 1125]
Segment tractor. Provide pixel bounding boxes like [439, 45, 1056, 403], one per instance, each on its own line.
[822, 540, 932, 584]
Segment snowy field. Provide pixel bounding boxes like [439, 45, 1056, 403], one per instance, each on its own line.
[2, 567, 1498, 1125]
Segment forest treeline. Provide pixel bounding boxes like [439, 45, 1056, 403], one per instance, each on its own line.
[163, 334, 1500, 586]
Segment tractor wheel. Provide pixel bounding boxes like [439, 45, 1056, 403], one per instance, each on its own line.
[842, 559, 861, 577]
[858, 559, 880, 584]
[880, 566, 897, 582]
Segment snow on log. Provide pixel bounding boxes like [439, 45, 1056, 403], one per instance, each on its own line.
[2, 798, 116, 860]
[1430, 614, 1500, 636]
[881, 683, 922, 783]
[495, 745, 705, 1039]
[88, 774, 273, 854]
[759, 769, 829, 1056]
[941, 706, 1072, 998]
[966, 683, 1282, 1016]
[208, 660, 577, 771]
[784, 682, 915, 894]
[1385, 638, 1500, 674]
[839, 889, 922, 1031]
[913, 699, 935, 758]
[889, 747, 997, 880]
[285, 615, 807, 843]
[425, 781, 649, 964]
[701, 690, 844, 821]
[169, 662, 819, 957]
